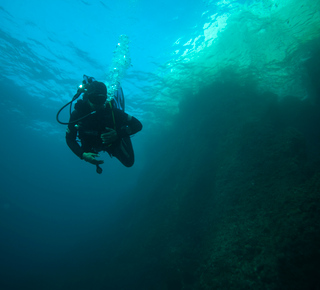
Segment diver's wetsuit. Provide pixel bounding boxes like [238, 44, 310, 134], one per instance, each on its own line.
[66, 101, 142, 167]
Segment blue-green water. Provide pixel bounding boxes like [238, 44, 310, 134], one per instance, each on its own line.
[1, 1, 320, 289]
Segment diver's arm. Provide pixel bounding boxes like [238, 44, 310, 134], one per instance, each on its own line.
[116, 111, 143, 138]
[66, 130, 85, 159]
[65, 112, 85, 159]
[101, 110, 142, 145]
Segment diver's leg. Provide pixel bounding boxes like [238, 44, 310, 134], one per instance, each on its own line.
[113, 137, 134, 167]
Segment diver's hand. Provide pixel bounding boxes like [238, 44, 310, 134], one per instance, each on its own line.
[82, 152, 104, 165]
[101, 127, 118, 145]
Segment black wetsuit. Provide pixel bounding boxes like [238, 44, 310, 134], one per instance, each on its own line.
[66, 100, 142, 167]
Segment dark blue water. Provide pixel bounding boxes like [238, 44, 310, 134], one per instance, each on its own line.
[1, 1, 320, 289]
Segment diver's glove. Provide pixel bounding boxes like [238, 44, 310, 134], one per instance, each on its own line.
[101, 127, 118, 145]
[82, 152, 104, 165]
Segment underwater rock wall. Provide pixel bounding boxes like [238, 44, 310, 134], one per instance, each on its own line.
[97, 76, 320, 290]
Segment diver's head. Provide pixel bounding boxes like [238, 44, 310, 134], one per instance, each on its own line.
[85, 81, 107, 110]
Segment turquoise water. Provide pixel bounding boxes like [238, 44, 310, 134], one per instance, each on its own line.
[1, 1, 320, 289]
[1, 0, 319, 126]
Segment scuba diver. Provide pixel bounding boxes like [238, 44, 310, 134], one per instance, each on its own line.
[57, 75, 142, 174]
